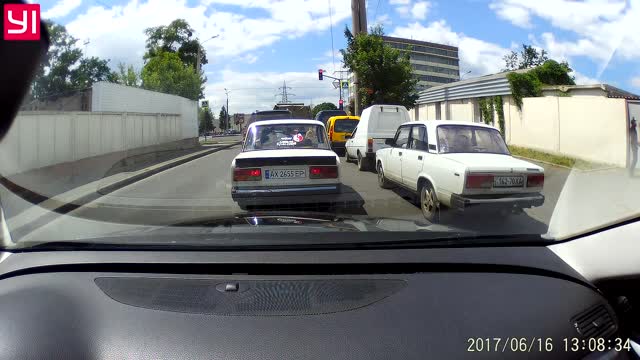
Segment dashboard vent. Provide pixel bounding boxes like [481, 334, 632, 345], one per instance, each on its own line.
[571, 304, 617, 338]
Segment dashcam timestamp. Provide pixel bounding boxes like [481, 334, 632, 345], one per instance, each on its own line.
[467, 337, 631, 353]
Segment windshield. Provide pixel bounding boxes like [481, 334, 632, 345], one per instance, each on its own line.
[437, 125, 509, 155]
[0, 0, 637, 250]
[334, 120, 358, 133]
[243, 124, 329, 151]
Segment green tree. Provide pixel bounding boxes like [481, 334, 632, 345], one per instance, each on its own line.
[503, 44, 549, 71]
[311, 102, 337, 118]
[141, 51, 202, 100]
[507, 59, 575, 109]
[143, 19, 207, 98]
[219, 106, 228, 130]
[341, 25, 418, 111]
[199, 106, 215, 135]
[31, 21, 114, 99]
[112, 63, 141, 87]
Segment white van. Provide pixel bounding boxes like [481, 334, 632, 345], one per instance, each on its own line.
[345, 104, 411, 171]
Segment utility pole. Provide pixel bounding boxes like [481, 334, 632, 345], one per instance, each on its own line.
[351, 0, 367, 115]
[195, 34, 219, 138]
[224, 88, 230, 131]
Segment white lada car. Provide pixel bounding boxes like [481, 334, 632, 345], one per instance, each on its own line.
[231, 119, 362, 210]
[376, 121, 545, 222]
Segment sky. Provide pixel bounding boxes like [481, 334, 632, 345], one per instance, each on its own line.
[36, 0, 640, 114]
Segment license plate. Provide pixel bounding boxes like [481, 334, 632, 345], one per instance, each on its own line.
[493, 176, 524, 187]
[265, 169, 306, 179]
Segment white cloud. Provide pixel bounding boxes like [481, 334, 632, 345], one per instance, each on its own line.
[631, 76, 640, 88]
[411, 1, 430, 20]
[489, 1, 531, 28]
[42, 0, 82, 19]
[396, 5, 410, 16]
[372, 14, 392, 27]
[389, 0, 411, 4]
[64, 0, 351, 68]
[390, 20, 510, 76]
[573, 71, 600, 85]
[488, 0, 639, 76]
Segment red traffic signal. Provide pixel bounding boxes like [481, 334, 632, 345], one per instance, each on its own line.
[318, 69, 324, 80]
[339, 99, 344, 105]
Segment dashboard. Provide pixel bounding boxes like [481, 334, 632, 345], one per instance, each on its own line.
[0, 246, 634, 360]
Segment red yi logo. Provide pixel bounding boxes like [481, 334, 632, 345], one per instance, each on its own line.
[3, 4, 40, 41]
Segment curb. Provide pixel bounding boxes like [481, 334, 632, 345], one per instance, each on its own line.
[97, 141, 241, 195]
[513, 155, 620, 173]
[8, 141, 241, 240]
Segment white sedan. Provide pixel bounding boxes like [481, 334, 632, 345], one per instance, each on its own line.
[231, 119, 361, 210]
[375, 121, 544, 222]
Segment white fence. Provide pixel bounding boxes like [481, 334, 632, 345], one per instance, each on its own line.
[0, 111, 182, 175]
[92, 82, 197, 139]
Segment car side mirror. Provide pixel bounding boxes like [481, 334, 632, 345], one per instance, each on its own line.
[385, 138, 395, 146]
[345, 134, 353, 139]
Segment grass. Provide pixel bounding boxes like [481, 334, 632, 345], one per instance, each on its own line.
[508, 145, 613, 170]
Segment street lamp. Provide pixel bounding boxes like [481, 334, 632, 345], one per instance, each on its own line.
[460, 70, 472, 80]
[196, 34, 219, 73]
[224, 88, 231, 131]
[195, 34, 219, 141]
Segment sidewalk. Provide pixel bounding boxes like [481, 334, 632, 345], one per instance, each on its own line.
[547, 167, 640, 239]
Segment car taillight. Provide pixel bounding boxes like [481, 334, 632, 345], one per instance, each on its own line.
[466, 174, 493, 188]
[329, 128, 333, 139]
[233, 168, 262, 181]
[309, 166, 338, 179]
[527, 174, 544, 188]
[367, 138, 373, 152]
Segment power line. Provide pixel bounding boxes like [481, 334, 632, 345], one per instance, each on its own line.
[373, 0, 382, 23]
[328, 0, 335, 72]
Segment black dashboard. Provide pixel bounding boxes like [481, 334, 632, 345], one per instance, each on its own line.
[0, 246, 634, 359]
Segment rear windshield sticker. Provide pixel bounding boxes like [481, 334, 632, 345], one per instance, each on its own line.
[277, 140, 296, 146]
[293, 133, 304, 142]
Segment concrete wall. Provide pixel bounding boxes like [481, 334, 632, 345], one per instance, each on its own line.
[447, 99, 474, 122]
[92, 82, 197, 139]
[0, 111, 184, 175]
[506, 96, 627, 167]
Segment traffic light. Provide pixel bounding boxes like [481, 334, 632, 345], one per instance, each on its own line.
[339, 99, 344, 110]
[318, 69, 323, 80]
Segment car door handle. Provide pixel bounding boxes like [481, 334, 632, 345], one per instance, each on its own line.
[418, 156, 423, 160]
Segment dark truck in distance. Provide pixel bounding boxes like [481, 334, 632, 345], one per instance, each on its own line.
[315, 110, 347, 127]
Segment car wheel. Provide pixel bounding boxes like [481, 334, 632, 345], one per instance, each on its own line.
[377, 162, 393, 189]
[420, 183, 439, 223]
[357, 152, 369, 171]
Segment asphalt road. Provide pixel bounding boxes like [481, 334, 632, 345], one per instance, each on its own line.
[68, 144, 569, 235]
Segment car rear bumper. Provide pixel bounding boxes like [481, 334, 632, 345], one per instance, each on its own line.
[330, 141, 346, 150]
[232, 184, 364, 208]
[450, 193, 545, 211]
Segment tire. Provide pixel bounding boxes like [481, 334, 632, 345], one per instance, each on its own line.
[377, 162, 393, 189]
[345, 149, 352, 162]
[419, 182, 440, 223]
[357, 152, 370, 171]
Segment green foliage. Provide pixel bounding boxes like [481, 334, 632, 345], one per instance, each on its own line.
[143, 19, 208, 99]
[503, 44, 549, 71]
[311, 102, 337, 118]
[219, 106, 228, 130]
[478, 98, 494, 125]
[31, 21, 112, 99]
[507, 72, 543, 109]
[493, 96, 505, 139]
[340, 25, 418, 111]
[141, 51, 202, 100]
[112, 63, 141, 87]
[507, 60, 574, 109]
[144, 19, 206, 69]
[199, 106, 215, 134]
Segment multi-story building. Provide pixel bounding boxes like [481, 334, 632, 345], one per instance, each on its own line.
[347, 36, 460, 107]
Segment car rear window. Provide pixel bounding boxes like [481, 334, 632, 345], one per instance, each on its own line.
[334, 120, 358, 133]
[244, 124, 329, 151]
[437, 125, 509, 154]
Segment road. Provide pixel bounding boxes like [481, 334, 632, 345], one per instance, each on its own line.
[66, 144, 569, 235]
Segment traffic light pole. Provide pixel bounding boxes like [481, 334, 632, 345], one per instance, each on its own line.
[318, 70, 345, 110]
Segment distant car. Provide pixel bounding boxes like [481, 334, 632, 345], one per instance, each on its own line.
[375, 121, 545, 222]
[253, 110, 293, 121]
[345, 104, 410, 171]
[315, 109, 346, 127]
[326, 115, 359, 155]
[231, 119, 360, 210]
